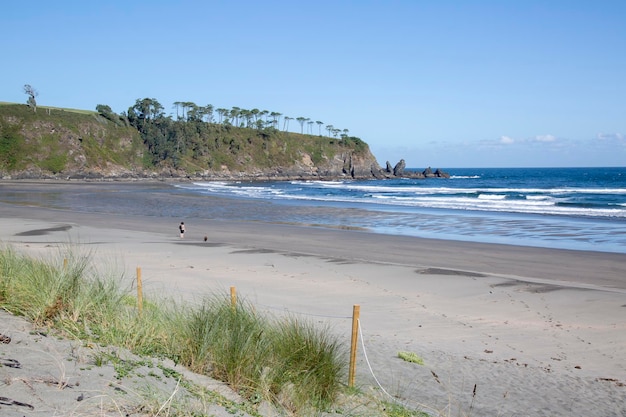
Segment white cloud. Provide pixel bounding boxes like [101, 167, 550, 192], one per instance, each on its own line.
[535, 134, 556, 142]
[596, 132, 625, 142]
[499, 135, 515, 144]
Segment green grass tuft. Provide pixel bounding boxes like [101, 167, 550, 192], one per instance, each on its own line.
[397, 351, 425, 365]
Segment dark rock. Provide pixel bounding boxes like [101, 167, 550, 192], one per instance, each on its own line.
[393, 159, 406, 176]
[434, 168, 450, 178]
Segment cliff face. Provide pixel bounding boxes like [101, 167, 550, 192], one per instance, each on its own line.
[0, 104, 385, 180]
[0, 105, 145, 179]
[243, 149, 384, 180]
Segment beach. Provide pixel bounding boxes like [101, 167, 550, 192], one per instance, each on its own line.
[1, 187, 626, 416]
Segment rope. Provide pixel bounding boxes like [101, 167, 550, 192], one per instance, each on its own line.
[254, 303, 352, 319]
[358, 319, 432, 413]
[357, 319, 400, 402]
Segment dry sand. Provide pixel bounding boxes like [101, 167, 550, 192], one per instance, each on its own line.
[1, 202, 626, 416]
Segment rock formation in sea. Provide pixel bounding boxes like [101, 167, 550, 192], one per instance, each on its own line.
[377, 159, 450, 179]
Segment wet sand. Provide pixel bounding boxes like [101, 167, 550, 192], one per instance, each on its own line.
[1, 189, 626, 416]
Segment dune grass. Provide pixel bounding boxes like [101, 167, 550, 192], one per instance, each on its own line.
[0, 244, 353, 415]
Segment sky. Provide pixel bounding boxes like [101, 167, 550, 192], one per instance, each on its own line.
[2, 1, 625, 168]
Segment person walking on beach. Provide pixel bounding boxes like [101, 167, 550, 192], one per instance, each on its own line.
[179, 222, 185, 238]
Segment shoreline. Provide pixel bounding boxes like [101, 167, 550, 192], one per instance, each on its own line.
[2, 196, 626, 415]
[2, 177, 626, 256]
[2, 200, 626, 289]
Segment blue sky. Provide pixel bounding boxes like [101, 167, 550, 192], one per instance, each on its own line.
[2, 1, 625, 168]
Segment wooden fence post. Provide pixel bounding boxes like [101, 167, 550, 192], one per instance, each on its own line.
[349, 304, 360, 387]
[136, 267, 143, 314]
[230, 286, 237, 308]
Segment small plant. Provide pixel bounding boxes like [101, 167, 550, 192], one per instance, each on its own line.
[397, 351, 424, 365]
[382, 400, 431, 417]
[93, 351, 107, 367]
[158, 364, 183, 380]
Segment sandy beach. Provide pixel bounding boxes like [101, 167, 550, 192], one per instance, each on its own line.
[1, 196, 626, 416]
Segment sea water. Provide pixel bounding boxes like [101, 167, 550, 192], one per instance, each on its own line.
[2, 167, 625, 253]
[174, 167, 626, 253]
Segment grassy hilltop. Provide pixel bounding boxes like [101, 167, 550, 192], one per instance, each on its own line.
[0, 102, 380, 180]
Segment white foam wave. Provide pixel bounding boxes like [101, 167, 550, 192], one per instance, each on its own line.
[180, 182, 285, 199]
[295, 180, 345, 185]
[478, 194, 506, 200]
[295, 181, 626, 196]
[177, 181, 626, 218]
[372, 195, 625, 217]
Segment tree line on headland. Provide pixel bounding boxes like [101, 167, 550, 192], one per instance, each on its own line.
[96, 98, 367, 174]
[96, 97, 364, 170]
[101, 98, 354, 142]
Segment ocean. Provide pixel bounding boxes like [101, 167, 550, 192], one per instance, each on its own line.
[2, 167, 625, 253]
[174, 167, 626, 253]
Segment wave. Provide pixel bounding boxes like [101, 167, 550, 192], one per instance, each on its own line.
[478, 194, 506, 200]
[372, 195, 625, 217]
[294, 181, 626, 196]
[177, 181, 626, 219]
